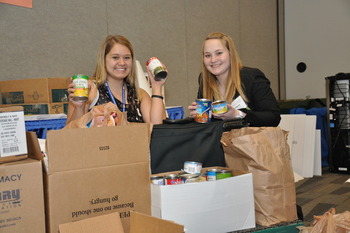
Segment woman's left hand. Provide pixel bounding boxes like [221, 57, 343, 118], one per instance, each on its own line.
[212, 104, 245, 121]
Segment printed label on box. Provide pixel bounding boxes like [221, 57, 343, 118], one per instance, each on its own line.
[0, 111, 27, 157]
[1, 92, 24, 104]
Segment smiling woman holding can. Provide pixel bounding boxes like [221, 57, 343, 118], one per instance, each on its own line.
[66, 35, 167, 125]
[188, 32, 280, 127]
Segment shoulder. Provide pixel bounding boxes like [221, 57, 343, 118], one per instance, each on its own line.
[240, 66, 270, 84]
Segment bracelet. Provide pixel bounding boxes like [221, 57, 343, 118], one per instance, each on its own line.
[235, 110, 245, 119]
[151, 95, 164, 100]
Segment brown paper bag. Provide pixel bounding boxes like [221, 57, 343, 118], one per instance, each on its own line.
[64, 102, 129, 128]
[221, 127, 297, 226]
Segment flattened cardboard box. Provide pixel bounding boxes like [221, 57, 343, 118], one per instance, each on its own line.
[151, 168, 255, 233]
[27, 124, 152, 233]
[0, 77, 69, 104]
[0, 158, 45, 233]
[0, 106, 27, 163]
[59, 211, 184, 233]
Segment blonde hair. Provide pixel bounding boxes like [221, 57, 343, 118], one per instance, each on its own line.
[201, 32, 247, 102]
[94, 35, 140, 99]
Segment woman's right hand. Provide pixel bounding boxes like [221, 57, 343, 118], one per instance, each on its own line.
[68, 79, 94, 108]
[188, 102, 197, 118]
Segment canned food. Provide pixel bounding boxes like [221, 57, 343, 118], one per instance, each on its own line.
[183, 161, 202, 174]
[146, 57, 167, 81]
[212, 100, 228, 114]
[150, 176, 165, 185]
[164, 174, 182, 185]
[206, 169, 222, 181]
[180, 173, 200, 183]
[195, 99, 212, 123]
[216, 169, 233, 180]
[72, 74, 89, 102]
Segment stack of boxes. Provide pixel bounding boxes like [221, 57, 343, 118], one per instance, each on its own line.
[0, 77, 70, 115]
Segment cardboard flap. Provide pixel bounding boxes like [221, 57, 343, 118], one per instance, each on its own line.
[59, 212, 124, 233]
[130, 211, 184, 233]
[46, 124, 151, 173]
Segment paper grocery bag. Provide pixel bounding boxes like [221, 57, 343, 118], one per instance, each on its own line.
[221, 127, 297, 226]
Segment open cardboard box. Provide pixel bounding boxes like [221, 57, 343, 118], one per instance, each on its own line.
[27, 124, 155, 233]
[59, 211, 184, 233]
[151, 167, 256, 233]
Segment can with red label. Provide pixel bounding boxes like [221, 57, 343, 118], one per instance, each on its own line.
[164, 174, 182, 185]
[195, 99, 212, 123]
[146, 57, 167, 81]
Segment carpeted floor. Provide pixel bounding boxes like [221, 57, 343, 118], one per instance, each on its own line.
[295, 167, 350, 226]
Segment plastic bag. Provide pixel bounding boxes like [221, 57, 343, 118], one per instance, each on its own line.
[64, 102, 129, 128]
[298, 208, 350, 233]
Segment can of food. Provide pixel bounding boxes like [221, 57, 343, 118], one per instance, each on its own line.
[212, 100, 228, 114]
[146, 57, 167, 81]
[206, 168, 222, 181]
[195, 99, 212, 123]
[164, 174, 182, 185]
[72, 74, 89, 102]
[150, 176, 165, 185]
[183, 161, 202, 174]
[180, 173, 200, 183]
[216, 169, 233, 180]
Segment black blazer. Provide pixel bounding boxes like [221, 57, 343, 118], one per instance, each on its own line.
[197, 66, 281, 127]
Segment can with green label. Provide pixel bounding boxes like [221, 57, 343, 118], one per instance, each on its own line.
[216, 169, 233, 180]
[72, 74, 89, 102]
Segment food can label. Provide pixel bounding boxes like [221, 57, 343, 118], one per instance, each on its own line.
[195, 99, 212, 123]
[212, 100, 228, 114]
[72, 74, 89, 102]
[146, 57, 167, 81]
[184, 161, 202, 174]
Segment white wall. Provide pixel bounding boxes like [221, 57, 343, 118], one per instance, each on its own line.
[284, 0, 350, 99]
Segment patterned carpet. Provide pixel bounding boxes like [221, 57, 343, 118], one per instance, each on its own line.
[295, 167, 350, 226]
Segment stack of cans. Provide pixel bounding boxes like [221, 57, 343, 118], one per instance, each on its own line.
[150, 161, 233, 185]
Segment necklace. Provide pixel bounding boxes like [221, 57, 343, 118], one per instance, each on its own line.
[104, 81, 126, 112]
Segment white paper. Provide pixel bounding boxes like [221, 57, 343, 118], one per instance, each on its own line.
[231, 96, 248, 109]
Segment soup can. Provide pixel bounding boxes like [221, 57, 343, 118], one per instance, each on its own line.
[180, 173, 200, 183]
[72, 74, 89, 102]
[183, 161, 202, 174]
[216, 169, 233, 180]
[195, 99, 212, 123]
[212, 100, 228, 114]
[206, 168, 222, 181]
[164, 174, 182, 185]
[146, 57, 167, 81]
[150, 176, 165, 185]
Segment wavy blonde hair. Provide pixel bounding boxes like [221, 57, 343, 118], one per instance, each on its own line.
[201, 32, 247, 102]
[93, 35, 140, 99]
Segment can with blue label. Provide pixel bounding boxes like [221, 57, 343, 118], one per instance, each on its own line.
[195, 99, 212, 123]
[212, 100, 228, 114]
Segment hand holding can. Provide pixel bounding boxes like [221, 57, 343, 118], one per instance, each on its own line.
[146, 57, 168, 81]
[71, 74, 89, 102]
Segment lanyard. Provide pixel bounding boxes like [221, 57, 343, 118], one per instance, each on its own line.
[104, 81, 126, 112]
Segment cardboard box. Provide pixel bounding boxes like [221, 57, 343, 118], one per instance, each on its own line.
[27, 124, 152, 233]
[0, 102, 69, 115]
[59, 211, 184, 233]
[0, 158, 46, 233]
[0, 106, 27, 163]
[151, 168, 255, 233]
[0, 77, 70, 104]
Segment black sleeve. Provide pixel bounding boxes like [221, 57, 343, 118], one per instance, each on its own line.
[241, 68, 281, 127]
